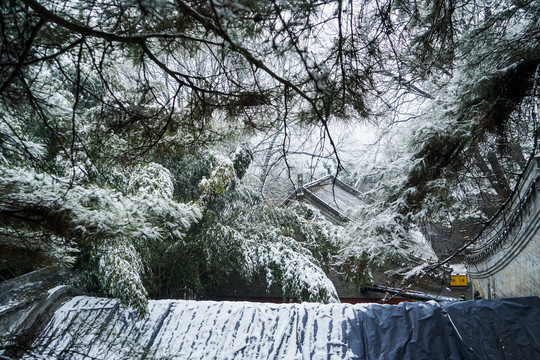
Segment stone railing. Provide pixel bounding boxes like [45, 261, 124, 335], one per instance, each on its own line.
[466, 154, 540, 264]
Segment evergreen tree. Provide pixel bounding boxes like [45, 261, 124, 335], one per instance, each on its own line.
[1, 0, 538, 312]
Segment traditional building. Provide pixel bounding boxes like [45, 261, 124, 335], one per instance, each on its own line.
[282, 174, 362, 224]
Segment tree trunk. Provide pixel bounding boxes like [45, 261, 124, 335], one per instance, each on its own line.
[472, 148, 509, 200]
[486, 150, 511, 199]
[509, 142, 526, 170]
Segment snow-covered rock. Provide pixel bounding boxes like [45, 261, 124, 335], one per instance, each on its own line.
[0, 267, 73, 351]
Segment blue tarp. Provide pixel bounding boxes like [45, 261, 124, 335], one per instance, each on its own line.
[16, 295, 540, 359]
[337, 296, 540, 359]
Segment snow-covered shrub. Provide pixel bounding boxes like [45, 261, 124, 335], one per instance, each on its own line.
[180, 178, 340, 303]
[126, 162, 175, 199]
[198, 155, 236, 202]
[242, 231, 339, 303]
[145, 150, 340, 303]
[0, 165, 201, 315]
[97, 242, 149, 316]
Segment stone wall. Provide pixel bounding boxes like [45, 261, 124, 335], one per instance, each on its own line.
[467, 155, 540, 299]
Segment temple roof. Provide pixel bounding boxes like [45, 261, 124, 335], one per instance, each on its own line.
[283, 175, 363, 224]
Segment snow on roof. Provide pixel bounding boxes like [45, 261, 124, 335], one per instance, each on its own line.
[21, 296, 540, 359]
[304, 176, 361, 210]
[450, 263, 467, 275]
[283, 176, 362, 224]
